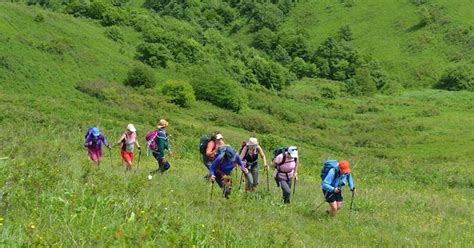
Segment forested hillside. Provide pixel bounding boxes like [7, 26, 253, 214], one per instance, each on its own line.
[0, 1, 473, 246]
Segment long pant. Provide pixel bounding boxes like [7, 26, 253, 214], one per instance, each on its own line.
[245, 162, 259, 190]
[278, 178, 292, 204]
[215, 172, 232, 198]
[151, 152, 170, 174]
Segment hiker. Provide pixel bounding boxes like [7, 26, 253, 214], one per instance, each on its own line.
[116, 124, 141, 172]
[239, 137, 268, 192]
[148, 119, 173, 178]
[272, 146, 299, 204]
[321, 160, 356, 216]
[200, 132, 225, 178]
[209, 145, 248, 198]
[83, 126, 110, 165]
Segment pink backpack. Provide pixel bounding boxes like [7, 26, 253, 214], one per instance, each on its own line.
[145, 130, 158, 151]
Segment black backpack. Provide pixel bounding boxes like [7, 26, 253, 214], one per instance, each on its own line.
[199, 135, 212, 156]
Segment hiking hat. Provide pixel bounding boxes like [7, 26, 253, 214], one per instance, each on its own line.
[91, 127, 100, 137]
[247, 137, 258, 146]
[215, 133, 223, 140]
[287, 146, 298, 158]
[157, 119, 168, 129]
[127, 123, 136, 132]
[339, 160, 351, 174]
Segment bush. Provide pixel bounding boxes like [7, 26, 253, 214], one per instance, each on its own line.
[252, 28, 276, 52]
[192, 75, 246, 112]
[162, 80, 196, 108]
[249, 56, 295, 90]
[136, 42, 173, 68]
[435, 65, 473, 91]
[104, 26, 123, 41]
[34, 13, 45, 22]
[125, 64, 156, 88]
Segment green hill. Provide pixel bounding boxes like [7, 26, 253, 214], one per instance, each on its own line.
[0, 2, 473, 246]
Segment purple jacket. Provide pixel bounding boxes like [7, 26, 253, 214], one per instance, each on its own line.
[84, 133, 109, 151]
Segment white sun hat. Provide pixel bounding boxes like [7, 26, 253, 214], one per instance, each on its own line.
[127, 123, 136, 132]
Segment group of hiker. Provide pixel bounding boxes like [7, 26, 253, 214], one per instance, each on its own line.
[83, 119, 356, 216]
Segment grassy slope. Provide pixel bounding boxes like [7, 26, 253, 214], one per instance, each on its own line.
[284, 0, 474, 87]
[0, 3, 473, 247]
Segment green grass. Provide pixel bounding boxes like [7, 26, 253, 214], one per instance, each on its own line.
[0, 2, 473, 247]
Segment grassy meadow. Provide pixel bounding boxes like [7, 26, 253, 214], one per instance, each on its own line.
[0, 1, 473, 247]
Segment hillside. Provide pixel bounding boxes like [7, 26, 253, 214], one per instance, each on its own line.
[0, 2, 473, 246]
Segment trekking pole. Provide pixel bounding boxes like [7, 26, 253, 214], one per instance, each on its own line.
[108, 148, 112, 167]
[210, 181, 214, 202]
[137, 149, 142, 171]
[349, 190, 355, 218]
[316, 193, 334, 210]
[238, 168, 244, 190]
[266, 167, 269, 192]
[292, 177, 297, 196]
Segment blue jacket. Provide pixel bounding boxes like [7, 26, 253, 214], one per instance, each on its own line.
[322, 168, 355, 192]
[210, 153, 245, 176]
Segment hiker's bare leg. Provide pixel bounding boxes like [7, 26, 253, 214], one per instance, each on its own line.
[336, 201, 343, 210]
[328, 201, 338, 216]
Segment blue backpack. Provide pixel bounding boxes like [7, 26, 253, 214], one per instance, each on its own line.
[216, 145, 237, 161]
[320, 160, 339, 180]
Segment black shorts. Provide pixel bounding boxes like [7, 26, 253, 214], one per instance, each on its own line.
[322, 189, 343, 203]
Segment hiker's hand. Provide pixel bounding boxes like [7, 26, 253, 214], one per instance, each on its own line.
[264, 164, 269, 171]
[138, 147, 141, 151]
[88, 141, 93, 146]
[168, 151, 173, 157]
[210, 175, 216, 182]
[243, 168, 249, 174]
[351, 187, 356, 193]
[294, 172, 298, 180]
[334, 188, 340, 193]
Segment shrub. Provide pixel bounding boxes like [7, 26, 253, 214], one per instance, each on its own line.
[87, 1, 108, 19]
[34, 13, 45, 22]
[259, 134, 285, 152]
[192, 76, 246, 112]
[136, 42, 173, 68]
[101, 6, 129, 26]
[236, 113, 274, 134]
[252, 28, 276, 52]
[435, 65, 473, 91]
[36, 38, 73, 55]
[249, 56, 295, 90]
[125, 64, 156, 88]
[104, 26, 123, 41]
[162, 80, 196, 108]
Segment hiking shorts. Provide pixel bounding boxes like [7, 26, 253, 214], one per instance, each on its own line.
[322, 189, 343, 203]
[121, 149, 134, 162]
[152, 151, 164, 160]
[88, 148, 101, 161]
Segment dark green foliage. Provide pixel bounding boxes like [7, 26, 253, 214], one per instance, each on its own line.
[277, 30, 312, 61]
[36, 38, 73, 55]
[312, 37, 360, 81]
[337, 25, 353, 41]
[435, 65, 473, 91]
[125, 64, 156, 88]
[162, 80, 196, 108]
[290, 57, 319, 79]
[87, 1, 108, 19]
[236, 113, 274, 134]
[349, 68, 378, 96]
[136, 42, 173, 68]
[104, 26, 123, 41]
[34, 12, 45, 22]
[273, 45, 292, 65]
[252, 28, 276, 52]
[247, 3, 284, 31]
[191, 69, 246, 112]
[249, 56, 295, 90]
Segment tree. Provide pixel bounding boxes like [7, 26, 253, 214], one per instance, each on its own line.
[136, 42, 173, 68]
[125, 64, 156, 88]
[435, 65, 473, 91]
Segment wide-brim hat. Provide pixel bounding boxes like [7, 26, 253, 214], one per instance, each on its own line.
[247, 137, 258, 146]
[287, 146, 298, 158]
[127, 123, 136, 132]
[215, 133, 223, 140]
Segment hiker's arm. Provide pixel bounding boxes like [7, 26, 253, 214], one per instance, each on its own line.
[239, 146, 247, 161]
[294, 159, 299, 179]
[322, 169, 336, 192]
[116, 134, 125, 145]
[135, 139, 141, 150]
[236, 156, 246, 170]
[210, 154, 223, 177]
[102, 135, 110, 148]
[272, 154, 282, 167]
[348, 173, 355, 191]
[258, 147, 268, 167]
[84, 136, 91, 147]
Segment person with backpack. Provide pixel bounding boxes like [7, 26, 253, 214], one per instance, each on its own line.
[239, 137, 268, 192]
[200, 132, 225, 176]
[83, 126, 110, 165]
[272, 146, 299, 204]
[321, 160, 356, 216]
[209, 145, 248, 199]
[147, 119, 173, 178]
[116, 124, 141, 172]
